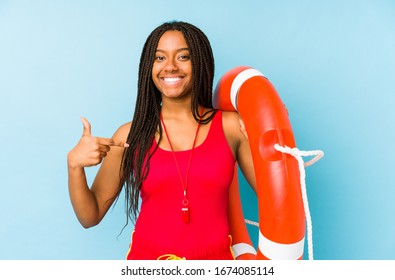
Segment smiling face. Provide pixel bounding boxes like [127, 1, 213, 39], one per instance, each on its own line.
[152, 31, 193, 101]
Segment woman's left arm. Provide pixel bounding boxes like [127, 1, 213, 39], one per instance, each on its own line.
[222, 111, 256, 193]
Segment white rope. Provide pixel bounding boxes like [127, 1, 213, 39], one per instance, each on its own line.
[274, 144, 324, 260]
[242, 145, 323, 260]
[245, 219, 259, 227]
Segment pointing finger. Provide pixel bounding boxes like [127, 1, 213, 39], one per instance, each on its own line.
[97, 137, 129, 148]
[110, 139, 129, 148]
[80, 116, 91, 136]
[111, 139, 129, 148]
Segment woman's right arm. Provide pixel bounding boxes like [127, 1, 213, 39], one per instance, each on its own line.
[67, 117, 130, 228]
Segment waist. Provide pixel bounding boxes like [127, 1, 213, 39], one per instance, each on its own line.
[126, 230, 234, 260]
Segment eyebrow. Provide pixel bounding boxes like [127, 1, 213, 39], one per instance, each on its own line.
[155, 47, 189, 53]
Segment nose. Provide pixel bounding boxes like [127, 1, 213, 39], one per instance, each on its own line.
[164, 57, 179, 72]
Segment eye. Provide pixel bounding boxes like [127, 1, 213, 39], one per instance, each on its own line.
[154, 55, 165, 61]
[178, 54, 191, 61]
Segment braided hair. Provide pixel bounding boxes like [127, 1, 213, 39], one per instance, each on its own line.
[119, 21, 216, 223]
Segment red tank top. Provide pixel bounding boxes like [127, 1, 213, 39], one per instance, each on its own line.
[132, 110, 235, 257]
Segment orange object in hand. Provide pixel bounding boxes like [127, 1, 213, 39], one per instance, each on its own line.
[214, 66, 305, 260]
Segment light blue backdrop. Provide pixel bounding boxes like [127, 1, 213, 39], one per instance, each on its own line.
[0, 0, 394, 260]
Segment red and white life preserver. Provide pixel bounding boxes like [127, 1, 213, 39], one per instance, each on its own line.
[214, 66, 323, 260]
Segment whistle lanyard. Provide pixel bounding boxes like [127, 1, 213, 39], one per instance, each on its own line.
[160, 112, 202, 223]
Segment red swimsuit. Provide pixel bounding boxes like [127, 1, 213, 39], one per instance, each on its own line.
[126, 111, 235, 260]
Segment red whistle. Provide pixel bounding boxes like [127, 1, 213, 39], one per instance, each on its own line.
[182, 207, 190, 223]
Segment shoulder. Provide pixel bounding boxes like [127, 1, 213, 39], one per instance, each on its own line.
[221, 111, 241, 134]
[112, 121, 132, 142]
[220, 110, 244, 153]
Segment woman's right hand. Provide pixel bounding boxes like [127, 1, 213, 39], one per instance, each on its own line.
[67, 117, 128, 169]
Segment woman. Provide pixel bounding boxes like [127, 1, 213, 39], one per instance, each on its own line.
[67, 21, 256, 260]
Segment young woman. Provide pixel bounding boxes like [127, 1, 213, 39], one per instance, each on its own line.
[67, 21, 256, 260]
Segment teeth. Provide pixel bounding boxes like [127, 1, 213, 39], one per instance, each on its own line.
[163, 77, 181, 82]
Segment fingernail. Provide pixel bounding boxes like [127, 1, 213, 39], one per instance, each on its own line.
[80, 116, 86, 127]
[124, 143, 129, 148]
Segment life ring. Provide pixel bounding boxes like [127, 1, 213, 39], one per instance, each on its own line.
[213, 66, 322, 260]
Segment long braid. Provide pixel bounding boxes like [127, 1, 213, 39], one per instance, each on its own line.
[183, 24, 215, 123]
[118, 21, 216, 225]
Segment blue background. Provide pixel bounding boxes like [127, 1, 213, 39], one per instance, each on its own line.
[0, 0, 394, 260]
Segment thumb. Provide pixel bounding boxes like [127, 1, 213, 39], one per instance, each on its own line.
[80, 116, 92, 136]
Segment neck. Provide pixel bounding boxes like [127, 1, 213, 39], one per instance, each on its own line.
[161, 97, 197, 120]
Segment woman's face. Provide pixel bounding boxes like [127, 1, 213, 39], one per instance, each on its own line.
[152, 31, 193, 101]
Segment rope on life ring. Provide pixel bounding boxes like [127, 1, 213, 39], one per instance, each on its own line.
[214, 66, 324, 260]
[244, 145, 323, 260]
[274, 144, 324, 260]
